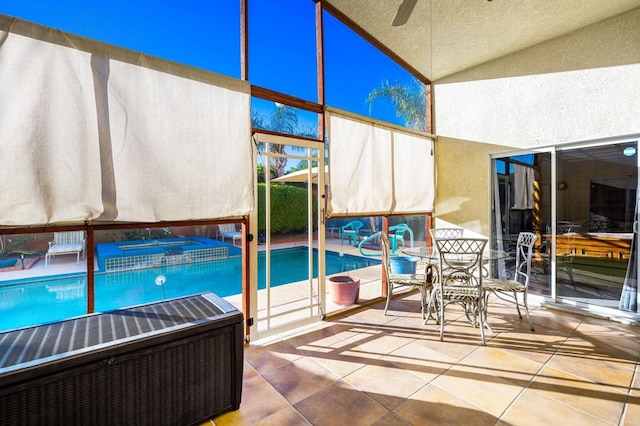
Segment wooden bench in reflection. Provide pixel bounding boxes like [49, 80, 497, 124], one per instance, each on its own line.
[555, 232, 632, 259]
[552, 233, 632, 294]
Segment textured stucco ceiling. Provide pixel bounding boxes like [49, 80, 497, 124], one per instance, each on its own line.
[324, 0, 640, 81]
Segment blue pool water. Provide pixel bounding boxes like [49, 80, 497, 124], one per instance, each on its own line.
[0, 248, 379, 332]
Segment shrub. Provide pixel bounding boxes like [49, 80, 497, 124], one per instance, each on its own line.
[257, 183, 317, 234]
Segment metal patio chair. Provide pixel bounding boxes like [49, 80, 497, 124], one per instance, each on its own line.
[484, 232, 538, 331]
[381, 232, 432, 319]
[433, 237, 489, 344]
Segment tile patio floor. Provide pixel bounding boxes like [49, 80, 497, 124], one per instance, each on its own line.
[209, 292, 640, 426]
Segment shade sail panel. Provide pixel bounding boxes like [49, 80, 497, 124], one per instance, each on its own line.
[328, 113, 393, 215]
[393, 130, 434, 212]
[104, 60, 253, 222]
[327, 109, 434, 216]
[0, 32, 103, 225]
[0, 16, 253, 226]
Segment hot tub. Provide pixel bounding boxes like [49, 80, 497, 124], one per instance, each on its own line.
[96, 236, 240, 272]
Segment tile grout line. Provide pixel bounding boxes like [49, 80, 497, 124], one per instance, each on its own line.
[269, 316, 401, 424]
[617, 346, 640, 426]
[397, 310, 507, 420]
[388, 318, 470, 423]
[494, 308, 587, 423]
[246, 348, 337, 425]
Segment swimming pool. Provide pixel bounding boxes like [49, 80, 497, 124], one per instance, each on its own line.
[0, 247, 379, 332]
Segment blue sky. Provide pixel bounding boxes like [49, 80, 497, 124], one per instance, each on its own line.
[0, 0, 414, 128]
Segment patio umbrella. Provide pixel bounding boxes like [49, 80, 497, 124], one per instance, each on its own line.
[271, 166, 328, 183]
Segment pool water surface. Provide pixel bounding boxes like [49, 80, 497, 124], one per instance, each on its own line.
[0, 248, 379, 332]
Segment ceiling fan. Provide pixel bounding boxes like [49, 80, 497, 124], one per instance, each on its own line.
[392, 0, 418, 26]
[392, 0, 493, 27]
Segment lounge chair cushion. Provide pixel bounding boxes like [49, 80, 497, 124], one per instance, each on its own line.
[48, 243, 84, 255]
[0, 259, 17, 269]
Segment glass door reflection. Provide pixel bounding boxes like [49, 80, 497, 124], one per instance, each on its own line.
[556, 142, 638, 310]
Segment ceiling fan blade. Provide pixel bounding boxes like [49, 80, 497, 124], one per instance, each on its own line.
[392, 0, 418, 26]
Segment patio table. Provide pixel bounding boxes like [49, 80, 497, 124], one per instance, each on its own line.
[402, 246, 511, 323]
[402, 246, 510, 270]
[326, 227, 341, 240]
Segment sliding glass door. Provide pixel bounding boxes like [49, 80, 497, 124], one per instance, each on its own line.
[556, 141, 638, 310]
[491, 151, 552, 297]
[491, 137, 639, 317]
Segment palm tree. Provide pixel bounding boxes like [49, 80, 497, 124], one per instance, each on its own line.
[269, 103, 298, 134]
[252, 103, 317, 177]
[366, 77, 427, 131]
[267, 104, 298, 176]
[251, 109, 268, 130]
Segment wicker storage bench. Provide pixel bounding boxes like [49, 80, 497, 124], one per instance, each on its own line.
[0, 292, 244, 425]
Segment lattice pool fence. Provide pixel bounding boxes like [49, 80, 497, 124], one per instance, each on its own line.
[105, 246, 229, 272]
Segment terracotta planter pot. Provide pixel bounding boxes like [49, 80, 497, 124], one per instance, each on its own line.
[328, 275, 360, 305]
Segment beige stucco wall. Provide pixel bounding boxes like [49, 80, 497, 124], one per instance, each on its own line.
[432, 7, 640, 234]
[433, 7, 640, 147]
[433, 137, 506, 238]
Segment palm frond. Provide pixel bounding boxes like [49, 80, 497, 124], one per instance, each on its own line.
[270, 105, 299, 134]
[367, 77, 427, 131]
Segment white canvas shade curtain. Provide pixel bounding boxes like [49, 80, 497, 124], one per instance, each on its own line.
[511, 163, 535, 210]
[619, 197, 639, 313]
[0, 16, 253, 226]
[326, 109, 434, 216]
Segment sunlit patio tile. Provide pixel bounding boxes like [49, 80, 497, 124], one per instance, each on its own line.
[244, 340, 303, 375]
[212, 374, 291, 426]
[459, 345, 544, 385]
[252, 406, 312, 426]
[294, 381, 389, 426]
[430, 363, 526, 417]
[529, 365, 626, 423]
[343, 359, 428, 409]
[382, 339, 458, 383]
[547, 352, 636, 390]
[489, 325, 570, 364]
[262, 357, 340, 404]
[621, 395, 640, 426]
[501, 388, 613, 426]
[394, 384, 498, 425]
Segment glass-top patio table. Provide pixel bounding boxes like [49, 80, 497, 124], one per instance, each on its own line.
[401, 245, 511, 324]
[402, 246, 510, 266]
[402, 245, 512, 286]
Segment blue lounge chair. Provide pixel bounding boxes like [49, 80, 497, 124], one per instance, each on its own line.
[389, 223, 414, 253]
[341, 221, 363, 246]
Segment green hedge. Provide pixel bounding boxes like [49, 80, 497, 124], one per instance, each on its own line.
[258, 183, 317, 233]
